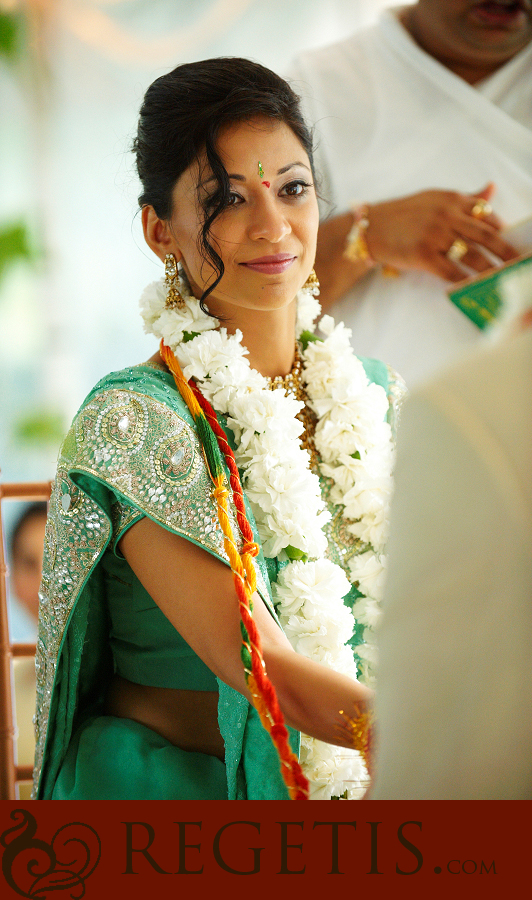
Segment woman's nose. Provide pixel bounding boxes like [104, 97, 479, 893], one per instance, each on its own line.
[248, 197, 291, 243]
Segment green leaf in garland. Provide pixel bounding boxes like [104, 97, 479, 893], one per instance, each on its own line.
[298, 330, 321, 352]
[182, 331, 201, 343]
[285, 545, 308, 562]
[351, 450, 361, 459]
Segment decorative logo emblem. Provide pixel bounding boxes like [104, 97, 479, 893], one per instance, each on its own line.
[1, 810, 101, 898]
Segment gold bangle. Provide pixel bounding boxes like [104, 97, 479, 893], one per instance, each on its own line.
[338, 705, 374, 779]
[343, 204, 374, 263]
[343, 203, 400, 277]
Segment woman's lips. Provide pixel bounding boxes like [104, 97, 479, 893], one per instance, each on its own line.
[240, 254, 296, 274]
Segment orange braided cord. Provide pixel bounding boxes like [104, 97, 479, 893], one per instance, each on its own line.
[160, 340, 309, 800]
[161, 343, 203, 419]
[190, 381, 260, 594]
[204, 443, 309, 800]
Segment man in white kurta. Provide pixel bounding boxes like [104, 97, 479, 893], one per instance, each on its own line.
[290, 3, 532, 386]
[370, 310, 532, 799]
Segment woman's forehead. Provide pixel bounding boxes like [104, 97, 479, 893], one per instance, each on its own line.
[172, 118, 310, 204]
[200, 119, 309, 187]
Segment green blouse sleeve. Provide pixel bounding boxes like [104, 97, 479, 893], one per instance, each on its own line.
[68, 382, 236, 562]
[67, 375, 275, 606]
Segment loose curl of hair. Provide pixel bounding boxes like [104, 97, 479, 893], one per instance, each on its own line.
[133, 57, 316, 311]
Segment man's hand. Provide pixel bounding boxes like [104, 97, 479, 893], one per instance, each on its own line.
[365, 183, 519, 281]
[315, 183, 520, 310]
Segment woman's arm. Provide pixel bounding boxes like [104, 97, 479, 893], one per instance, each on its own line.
[119, 516, 371, 748]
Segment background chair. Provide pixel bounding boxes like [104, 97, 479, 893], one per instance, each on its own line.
[0, 480, 52, 800]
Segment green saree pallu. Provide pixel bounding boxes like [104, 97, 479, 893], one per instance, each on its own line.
[33, 357, 397, 801]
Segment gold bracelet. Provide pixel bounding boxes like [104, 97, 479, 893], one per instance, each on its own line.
[343, 204, 374, 264]
[338, 705, 374, 779]
[343, 202, 400, 277]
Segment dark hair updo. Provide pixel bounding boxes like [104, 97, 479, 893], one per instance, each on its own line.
[133, 57, 316, 305]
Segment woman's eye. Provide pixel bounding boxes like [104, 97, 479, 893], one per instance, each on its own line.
[282, 180, 313, 198]
[227, 191, 243, 206]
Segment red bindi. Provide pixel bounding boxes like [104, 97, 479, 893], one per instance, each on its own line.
[262, 181, 270, 188]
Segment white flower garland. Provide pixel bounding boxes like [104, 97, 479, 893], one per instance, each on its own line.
[140, 270, 395, 799]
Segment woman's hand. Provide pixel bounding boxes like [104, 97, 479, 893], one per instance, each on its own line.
[315, 183, 520, 310]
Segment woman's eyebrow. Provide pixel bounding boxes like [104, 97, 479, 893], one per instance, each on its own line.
[277, 162, 311, 175]
[199, 173, 245, 187]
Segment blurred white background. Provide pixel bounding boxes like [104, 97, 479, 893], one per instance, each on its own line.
[0, 0, 401, 489]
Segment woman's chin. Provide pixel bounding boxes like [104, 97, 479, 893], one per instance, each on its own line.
[207, 287, 299, 319]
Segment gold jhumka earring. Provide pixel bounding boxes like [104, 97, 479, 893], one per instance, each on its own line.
[303, 269, 320, 292]
[164, 253, 186, 309]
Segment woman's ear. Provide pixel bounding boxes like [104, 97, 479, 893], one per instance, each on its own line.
[142, 206, 183, 263]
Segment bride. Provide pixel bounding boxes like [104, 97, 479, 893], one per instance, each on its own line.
[33, 57, 404, 801]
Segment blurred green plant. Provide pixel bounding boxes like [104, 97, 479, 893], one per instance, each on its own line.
[1, 12, 37, 289]
[0, 222, 34, 286]
[13, 409, 67, 447]
[0, 11, 21, 60]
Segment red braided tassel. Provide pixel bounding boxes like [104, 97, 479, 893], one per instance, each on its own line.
[162, 342, 309, 800]
[193, 389, 310, 800]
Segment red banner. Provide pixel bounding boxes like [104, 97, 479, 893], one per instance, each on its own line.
[1, 800, 528, 895]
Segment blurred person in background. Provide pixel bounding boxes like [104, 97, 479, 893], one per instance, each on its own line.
[7, 502, 47, 799]
[8, 502, 47, 642]
[370, 272, 532, 799]
[289, 0, 532, 388]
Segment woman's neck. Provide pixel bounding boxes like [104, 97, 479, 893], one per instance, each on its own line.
[148, 286, 299, 380]
[228, 303, 297, 379]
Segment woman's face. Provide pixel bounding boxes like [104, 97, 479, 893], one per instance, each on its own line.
[162, 117, 319, 320]
[11, 512, 47, 620]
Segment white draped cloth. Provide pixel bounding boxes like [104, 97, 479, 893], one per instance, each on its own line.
[370, 324, 532, 799]
[289, 7, 532, 387]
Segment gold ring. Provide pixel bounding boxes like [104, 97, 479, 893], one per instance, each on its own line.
[447, 238, 468, 263]
[471, 198, 492, 219]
